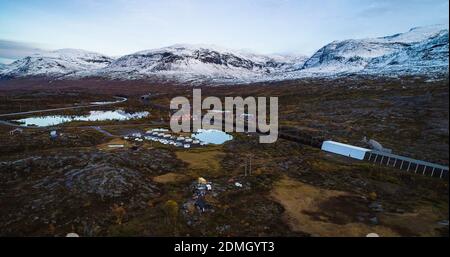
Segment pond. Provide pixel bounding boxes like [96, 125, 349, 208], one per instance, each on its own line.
[192, 129, 233, 145]
[14, 110, 149, 127]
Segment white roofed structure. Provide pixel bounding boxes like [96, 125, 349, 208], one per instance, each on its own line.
[321, 140, 370, 160]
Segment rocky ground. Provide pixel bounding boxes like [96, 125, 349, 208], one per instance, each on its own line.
[0, 76, 448, 236]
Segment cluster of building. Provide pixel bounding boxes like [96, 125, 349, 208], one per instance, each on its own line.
[124, 129, 207, 149]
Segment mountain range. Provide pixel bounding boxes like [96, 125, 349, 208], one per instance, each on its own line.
[0, 24, 448, 84]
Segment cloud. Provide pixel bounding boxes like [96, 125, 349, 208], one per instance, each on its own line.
[358, 5, 390, 17]
[0, 39, 46, 63]
[354, 0, 394, 18]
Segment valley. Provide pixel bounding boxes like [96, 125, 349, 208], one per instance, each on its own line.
[0, 76, 447, 236]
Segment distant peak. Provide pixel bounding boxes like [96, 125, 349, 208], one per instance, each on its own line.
[166, 43, 224, 50]
[375, 24, 449, 44]
[134, 43, 239, 56]
[49, 48, 109, 57]
[408, 24, 449, 32]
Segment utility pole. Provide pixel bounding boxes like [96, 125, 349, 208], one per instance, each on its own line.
[244, 160, 247, 176]
[249, 155, 252, 176]
[243, 155, 253, 177]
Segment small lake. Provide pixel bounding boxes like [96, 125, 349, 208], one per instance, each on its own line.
[14, 110, 149, 127]
[192, 129, 233, 145]
[150, 128, 169, 132]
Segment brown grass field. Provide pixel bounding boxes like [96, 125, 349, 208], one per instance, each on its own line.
[0, 76, 448, 236]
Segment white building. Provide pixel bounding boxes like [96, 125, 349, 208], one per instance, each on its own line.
[321, 140, 370, 160]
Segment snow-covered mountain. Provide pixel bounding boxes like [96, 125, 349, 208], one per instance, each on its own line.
[82, 44, 307, 82]
[0, 25, 448, 83]
[301, 24, 448, 76]
[364, 29, 449, 75]
[0, 49, 113, 78]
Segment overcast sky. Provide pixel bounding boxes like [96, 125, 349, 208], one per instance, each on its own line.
[0, 0, 448, 63]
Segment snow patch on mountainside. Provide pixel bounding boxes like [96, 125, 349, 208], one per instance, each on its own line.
[364, 30, 449, 74]
[0, 25, 447, 83]
[78, 44, 308, 83]
[300, 24, 448, 76]
[375, 24, 449, 44]
[0, 49, 113, 78]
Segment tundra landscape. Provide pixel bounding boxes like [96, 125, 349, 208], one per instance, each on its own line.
[0, 74, 448, 236]
[0, 0, 448, 238]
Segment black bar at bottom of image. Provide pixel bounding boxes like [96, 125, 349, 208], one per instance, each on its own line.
[0, 237, 448, 257]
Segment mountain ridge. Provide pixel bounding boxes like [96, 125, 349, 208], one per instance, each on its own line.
[1, 25, 448, 83]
